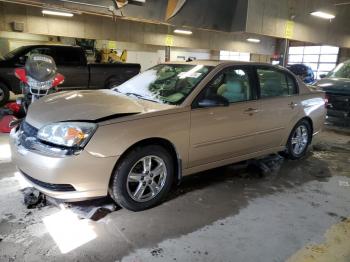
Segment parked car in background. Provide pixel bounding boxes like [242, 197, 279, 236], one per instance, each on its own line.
[315, 60, 350, 121]
[0, 45, 141, 106]
[287, 64, 315, 84]
[10, 61, 326, 211]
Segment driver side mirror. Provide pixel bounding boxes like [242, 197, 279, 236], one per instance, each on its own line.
[319, 74, 327, 79]
[197, 95, 229, 108]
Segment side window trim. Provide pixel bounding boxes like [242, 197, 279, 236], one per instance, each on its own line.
[255, 66, 299, 100]
[192, 65, 257, 109]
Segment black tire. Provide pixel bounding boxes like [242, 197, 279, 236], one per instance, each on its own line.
[109, 145, 174, 211]
[0, 83, 10, 107]
[284, 119, 312, 160]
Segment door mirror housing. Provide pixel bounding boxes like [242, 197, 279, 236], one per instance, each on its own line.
[319, 74, 327, 79]
[197, 95, 229, 108]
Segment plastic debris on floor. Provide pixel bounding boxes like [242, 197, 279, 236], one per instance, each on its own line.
[20, 187, 117, 221]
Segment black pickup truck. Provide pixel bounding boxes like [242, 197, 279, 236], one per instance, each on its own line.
[0, 45, 141, 106]
[315, 60, 350, 123]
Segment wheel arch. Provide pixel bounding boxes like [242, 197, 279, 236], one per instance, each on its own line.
[109, 137, 182, 188]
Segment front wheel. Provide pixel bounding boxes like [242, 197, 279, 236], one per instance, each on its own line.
[0, 83, 10, 107]
[285, 120, 311, 160]
[109, 145, 174, 211]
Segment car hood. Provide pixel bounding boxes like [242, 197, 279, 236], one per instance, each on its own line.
[26, 89, 173, 128]
[316, 78, 350, 95]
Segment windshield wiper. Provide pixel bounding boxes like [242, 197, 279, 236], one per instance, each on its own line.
[124, 92, 159, 103]
[114, 89, 160, 103]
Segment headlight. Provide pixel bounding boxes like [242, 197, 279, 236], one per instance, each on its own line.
[37, 122, 97, 148]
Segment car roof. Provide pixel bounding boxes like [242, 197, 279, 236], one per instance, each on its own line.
[164, 60, 291, 73]
[164, 60, 281, 68]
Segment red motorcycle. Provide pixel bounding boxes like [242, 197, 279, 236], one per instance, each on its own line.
[0, 54, 64, 132]
[14, 54, 65, 112]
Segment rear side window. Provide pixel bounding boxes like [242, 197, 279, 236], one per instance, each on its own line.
[25, 47, 54, 57]
[257, 68, 297, 98]
[55, 47, 82, 66]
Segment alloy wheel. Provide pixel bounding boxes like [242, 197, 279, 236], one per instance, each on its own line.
[126, 155, 167, 202]
[291, 125, 309, 155]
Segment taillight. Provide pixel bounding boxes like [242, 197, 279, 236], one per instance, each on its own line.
[14, 68, 28, 84]
[52, 73, 65, 87]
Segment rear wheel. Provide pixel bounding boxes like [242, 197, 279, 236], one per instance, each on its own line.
[285, 120, 311, 160]
[0, 83, 10, 107]
[109, 145, 174, 211]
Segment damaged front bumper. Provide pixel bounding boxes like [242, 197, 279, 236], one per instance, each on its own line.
[10, 124, 119, 202]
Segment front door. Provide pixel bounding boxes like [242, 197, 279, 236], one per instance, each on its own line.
[254, 66, 301, 150]
[189, 66, 259, 168]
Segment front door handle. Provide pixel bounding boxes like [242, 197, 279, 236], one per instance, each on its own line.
[289, 102, 298, 109]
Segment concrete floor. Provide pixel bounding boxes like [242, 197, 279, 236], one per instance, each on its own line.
[0, 127, 349, 262]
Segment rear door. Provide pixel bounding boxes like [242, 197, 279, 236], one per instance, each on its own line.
[254, 66, 300, 150]
[54, 46, 89, 89]
[189, 66, 259, 167]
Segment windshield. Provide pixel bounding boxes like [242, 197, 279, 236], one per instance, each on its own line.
[2, 46, 27, 60]
[113, 64, 212, 105]
[327, 61, 350, 79]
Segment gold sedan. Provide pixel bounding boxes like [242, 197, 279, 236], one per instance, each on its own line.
[10, 61, 326, 211]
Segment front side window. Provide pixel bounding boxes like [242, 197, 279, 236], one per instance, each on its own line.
[114, 64, 212, 105]
[257, 68, 297, 98]
[199, 67, 253, 103]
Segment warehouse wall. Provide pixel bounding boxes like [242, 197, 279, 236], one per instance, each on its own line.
[0, 2, 276, 56]
[0, 32, 211, 71]
[338, 48, 350, 63]
[246, 0, 350, 48]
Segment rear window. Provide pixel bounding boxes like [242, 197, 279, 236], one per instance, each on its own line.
[55, 47, 82, 66]
[257, 68, 298, 98]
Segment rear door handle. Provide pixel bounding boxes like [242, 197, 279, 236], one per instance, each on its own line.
[244, 108, 259, 115]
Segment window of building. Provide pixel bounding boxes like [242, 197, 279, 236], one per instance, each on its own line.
[220, 51, 251, 62]
[288, 45, 339, 79]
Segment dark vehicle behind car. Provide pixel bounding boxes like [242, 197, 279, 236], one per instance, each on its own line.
[0, 45, 141, 106]
[315, 60, 350, 122]
[287, 64, 315, 84]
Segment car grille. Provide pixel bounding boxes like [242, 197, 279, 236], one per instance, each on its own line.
[21, 121, 38, 137]
[21, 170, 76, 192]
[18, 121, 39, 150]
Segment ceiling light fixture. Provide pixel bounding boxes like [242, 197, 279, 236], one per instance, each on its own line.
[174, 29, 193, 35]
[42, 10, 74, 17]
[247, 38, 261, 43]
[310, 11, 335, 19]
